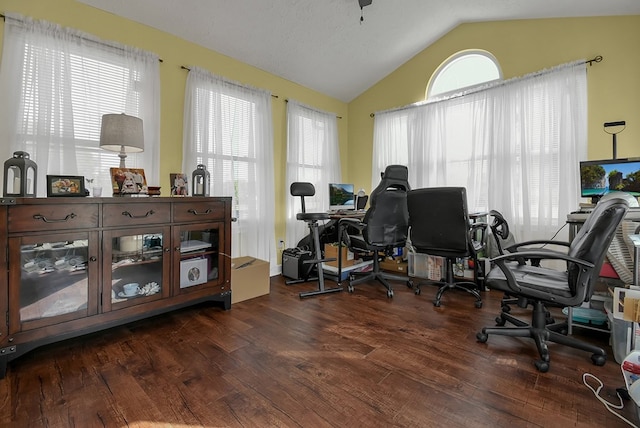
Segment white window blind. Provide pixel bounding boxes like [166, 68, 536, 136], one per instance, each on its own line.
[0, 14, 160, 195]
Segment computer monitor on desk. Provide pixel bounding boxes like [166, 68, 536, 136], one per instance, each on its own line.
[329, 183, 355, 212]
[580, 158, 640, 204]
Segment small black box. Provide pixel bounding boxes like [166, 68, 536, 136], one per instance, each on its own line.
[282, 248, 313, 280]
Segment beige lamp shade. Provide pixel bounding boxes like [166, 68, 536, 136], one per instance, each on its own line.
[100, 113, 144, 168]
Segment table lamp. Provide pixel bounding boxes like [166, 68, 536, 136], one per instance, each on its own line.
[100, 113, 144, 168]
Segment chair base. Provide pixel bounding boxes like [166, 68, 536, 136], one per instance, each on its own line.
[348, 255, 408, 298]
[411, 257, 482, 308]
[477, 301, 606, 372]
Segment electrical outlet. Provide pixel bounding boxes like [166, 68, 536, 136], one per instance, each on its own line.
[278, 239, 285, 250]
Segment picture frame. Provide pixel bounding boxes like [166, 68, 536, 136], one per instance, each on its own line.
[110, 168, 148, 196]
[170, 173, 189, 196]
[46, 175, 87, 197]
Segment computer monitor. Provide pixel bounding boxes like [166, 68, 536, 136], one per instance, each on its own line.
[580, 158, 640, 204]
[329, 183, 355, 211]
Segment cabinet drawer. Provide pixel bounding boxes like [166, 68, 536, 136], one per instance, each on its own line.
[8, 203, 98, 232]
[173, 200, 226, 223]
[103, 203, 171, 227]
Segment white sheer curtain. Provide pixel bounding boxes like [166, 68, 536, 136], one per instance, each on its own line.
[373, 61, 588, 242]
[285, 100, 341, 248]
[183, 67, 276, 267]
[0, 13, 160, 194]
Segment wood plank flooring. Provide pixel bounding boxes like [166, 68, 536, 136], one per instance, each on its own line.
[0, 274, 637, 427]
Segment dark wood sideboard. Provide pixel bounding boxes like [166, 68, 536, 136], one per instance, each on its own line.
[0, 196, 232, 378]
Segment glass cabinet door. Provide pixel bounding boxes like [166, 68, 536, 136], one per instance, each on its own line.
[103, 227, 170, 310]
[174, 224, 224, 293]
[9, 231, 98, 332]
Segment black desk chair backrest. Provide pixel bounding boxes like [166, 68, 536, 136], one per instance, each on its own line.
[363, 165, 410, 246]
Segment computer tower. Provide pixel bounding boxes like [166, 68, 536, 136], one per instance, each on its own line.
[282, 248, 313, 280]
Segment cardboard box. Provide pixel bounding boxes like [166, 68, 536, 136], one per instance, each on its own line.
[231, 256, 270, 303]
[379, 258, 408, 274]
[324, 244, 354, 268]
[180, 257, 208, 288]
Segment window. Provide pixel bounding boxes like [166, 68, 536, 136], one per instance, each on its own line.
[183, 67, 276, 263]
[427, 50, 502, 99]
[0, 14, 160, 195]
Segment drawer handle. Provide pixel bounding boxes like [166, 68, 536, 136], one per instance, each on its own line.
[122, 210, 155, 219]
[187, 208, 212, 216]
[33, 213, 77, 223]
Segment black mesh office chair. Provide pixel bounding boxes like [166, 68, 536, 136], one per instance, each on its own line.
[289, 182, 342, 298]
[339, 165, 410, 298]
[477, 196, 629, 372]
[407, 187, 487, 308]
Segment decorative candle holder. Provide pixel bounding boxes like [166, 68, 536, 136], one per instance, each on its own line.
[3, 151, 37, 197]
[192, 164, 210, 197]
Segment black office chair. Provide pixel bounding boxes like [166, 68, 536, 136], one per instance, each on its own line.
[407, 187, 487, 308]
[340, 165, 410, 298]
[289, 182, 342, 298]
[477, 196, 629, 372]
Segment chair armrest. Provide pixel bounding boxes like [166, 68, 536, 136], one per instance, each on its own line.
[337, 217, 365, 248]
[469, 221, 488, 253]
[505, 239, 570, 252]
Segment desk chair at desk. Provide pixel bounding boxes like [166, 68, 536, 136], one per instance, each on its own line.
[339, 165, 410, 298]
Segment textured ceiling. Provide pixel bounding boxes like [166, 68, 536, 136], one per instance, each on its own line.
[77, 0, 640, 102]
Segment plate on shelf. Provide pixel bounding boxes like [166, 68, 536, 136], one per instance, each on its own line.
[117, 291, 139, 298]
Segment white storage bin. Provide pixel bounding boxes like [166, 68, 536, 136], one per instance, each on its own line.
[606, 300, 634, 364]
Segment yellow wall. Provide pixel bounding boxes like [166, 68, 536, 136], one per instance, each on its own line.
[348, 16, 640, 193]
[0, 0, 349, 253]
[2, 2, 640, 252]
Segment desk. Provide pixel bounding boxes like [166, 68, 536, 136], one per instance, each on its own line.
[567, 208, 640, 240]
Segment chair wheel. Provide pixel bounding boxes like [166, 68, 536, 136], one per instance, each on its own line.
[414, 288, 421, 295]
[475, 301, 483, 308]
[407, 280, 413, 289]
[501, 304, 511, 313]
[591, 354, 606, 366]
[347, 285, 354, 293]
[387, 289, 394, 298]
[433, 299, 441, 307]
[535, 360, 550, 372]
[495, 316, 506, 326]
[476, 332, 488, 343]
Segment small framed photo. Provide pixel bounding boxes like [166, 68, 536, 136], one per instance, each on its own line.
[47, 175, 86, 197]
[170, 173, 189, 196]
[110, 168, 148, 196]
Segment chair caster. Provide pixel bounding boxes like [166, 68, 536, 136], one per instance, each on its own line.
[476, 332, 488, 343]
[433, 299, 441, 307]
[495, 316, 506, 326]
[501, 304, 511, 313]
[347, 285, 354, 293]
[535, 360, 550, 373]
[406, 280, 413, 289]
[474, 300, 483, 308]
[387, 289, 394, 298]
[591, 354, 606, 366]
[414, 287, 421, 295]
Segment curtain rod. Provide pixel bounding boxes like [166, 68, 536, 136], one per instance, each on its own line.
[285, 98, 342, 119]
[369, 55, 603, 118]
[181, 65, 278, 99]
[1, 13, 163, 62]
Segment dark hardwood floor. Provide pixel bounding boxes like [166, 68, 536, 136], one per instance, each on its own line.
[0, 274, 637, 427]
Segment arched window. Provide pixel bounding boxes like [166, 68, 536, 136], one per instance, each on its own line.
[426, 50, 502, 99]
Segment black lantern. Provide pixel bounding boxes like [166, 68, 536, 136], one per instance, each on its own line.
[192, 164, 210, 197]
[4, 151, 37, 197]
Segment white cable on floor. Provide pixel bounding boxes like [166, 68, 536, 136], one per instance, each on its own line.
[583, 373, 638, 427]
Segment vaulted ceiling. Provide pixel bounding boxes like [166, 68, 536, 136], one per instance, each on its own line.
[77, 0, 640, 102]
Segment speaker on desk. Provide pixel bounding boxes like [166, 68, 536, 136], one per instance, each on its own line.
[355, 189, 368, 210]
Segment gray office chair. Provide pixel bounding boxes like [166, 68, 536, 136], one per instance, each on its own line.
[477, 196, 629, 372]
[289, 182, 342, 298]
[340, 165, 410, 298]
[407, 187, 487, 307]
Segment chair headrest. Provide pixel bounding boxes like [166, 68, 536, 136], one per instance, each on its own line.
[382, 165, 409, 183]
[290, 182, 315, 197]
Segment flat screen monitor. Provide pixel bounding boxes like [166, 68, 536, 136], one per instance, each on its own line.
[329, 183, 355, 211]
[580, 158, 640, 204]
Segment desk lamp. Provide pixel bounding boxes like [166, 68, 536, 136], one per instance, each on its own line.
[100, 113, 144, 168]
